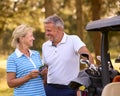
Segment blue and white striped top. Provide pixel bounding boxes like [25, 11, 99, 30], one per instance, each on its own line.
[7, 48, 46, 96]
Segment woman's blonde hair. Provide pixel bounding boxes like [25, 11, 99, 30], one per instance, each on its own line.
[11, 24, 34, 48]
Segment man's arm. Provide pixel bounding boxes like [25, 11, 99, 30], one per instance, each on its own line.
[78, 46, 94, 64]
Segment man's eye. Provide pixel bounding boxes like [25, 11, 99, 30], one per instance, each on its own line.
[46, 30, 51, 32]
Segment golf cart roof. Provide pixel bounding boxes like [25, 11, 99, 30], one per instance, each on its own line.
[86, 15, 120, 31]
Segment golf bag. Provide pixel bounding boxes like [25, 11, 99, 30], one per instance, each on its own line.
[68, 53, 120, 96]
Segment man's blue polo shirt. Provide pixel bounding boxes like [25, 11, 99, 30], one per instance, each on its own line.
[7, 48, 46, 96]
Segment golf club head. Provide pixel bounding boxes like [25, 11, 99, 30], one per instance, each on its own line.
[80, 59, 90, 66]
[97, 56, 101, 61]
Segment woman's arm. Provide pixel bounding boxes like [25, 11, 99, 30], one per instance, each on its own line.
[7, 70, 39, 88]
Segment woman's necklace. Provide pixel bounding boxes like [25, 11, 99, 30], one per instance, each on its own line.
[24, 50, 30, 56]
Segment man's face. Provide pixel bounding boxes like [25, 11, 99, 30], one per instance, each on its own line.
[44, 22, 58, 42]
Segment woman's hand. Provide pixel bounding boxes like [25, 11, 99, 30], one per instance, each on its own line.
[40, 67, 48, 76]
[28, 70, 39, 79]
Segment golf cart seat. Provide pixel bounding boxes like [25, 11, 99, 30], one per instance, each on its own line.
[101, 82, 120, 96]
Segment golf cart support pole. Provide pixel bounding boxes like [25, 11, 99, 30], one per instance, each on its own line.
[85, 16, 120, 87]
[101, 30, 110, 87]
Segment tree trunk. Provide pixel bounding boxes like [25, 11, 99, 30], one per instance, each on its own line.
[91, 0, 102, 65]
[44, 0, 54, 40]
[76, 0, 87, 70]
[76, 0, 83, 40]
[44, 0, 54, 17]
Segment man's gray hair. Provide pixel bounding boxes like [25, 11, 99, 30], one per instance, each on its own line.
[44, 14, 64, 29]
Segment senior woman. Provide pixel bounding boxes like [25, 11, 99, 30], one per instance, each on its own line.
[6, 24, 46, 96]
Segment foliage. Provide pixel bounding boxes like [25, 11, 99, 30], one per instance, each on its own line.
[0, 0, 120, 56]
[0, 0, 45, 54]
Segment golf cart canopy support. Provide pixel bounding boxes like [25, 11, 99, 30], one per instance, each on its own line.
[85, 15, 120, 87]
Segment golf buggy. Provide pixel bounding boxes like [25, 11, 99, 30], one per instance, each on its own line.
[69, 16, 120, 96]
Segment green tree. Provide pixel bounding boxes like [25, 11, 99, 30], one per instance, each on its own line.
[0, 0, 120, 58]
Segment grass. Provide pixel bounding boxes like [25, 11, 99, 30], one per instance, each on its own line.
[0, 60, 7, 69]
[0, 60, 13, 96]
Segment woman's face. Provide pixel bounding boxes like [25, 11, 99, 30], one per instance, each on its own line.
[20, 30, 35, 48]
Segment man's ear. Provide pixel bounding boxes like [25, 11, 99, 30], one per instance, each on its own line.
[57, 26, 63, 31]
